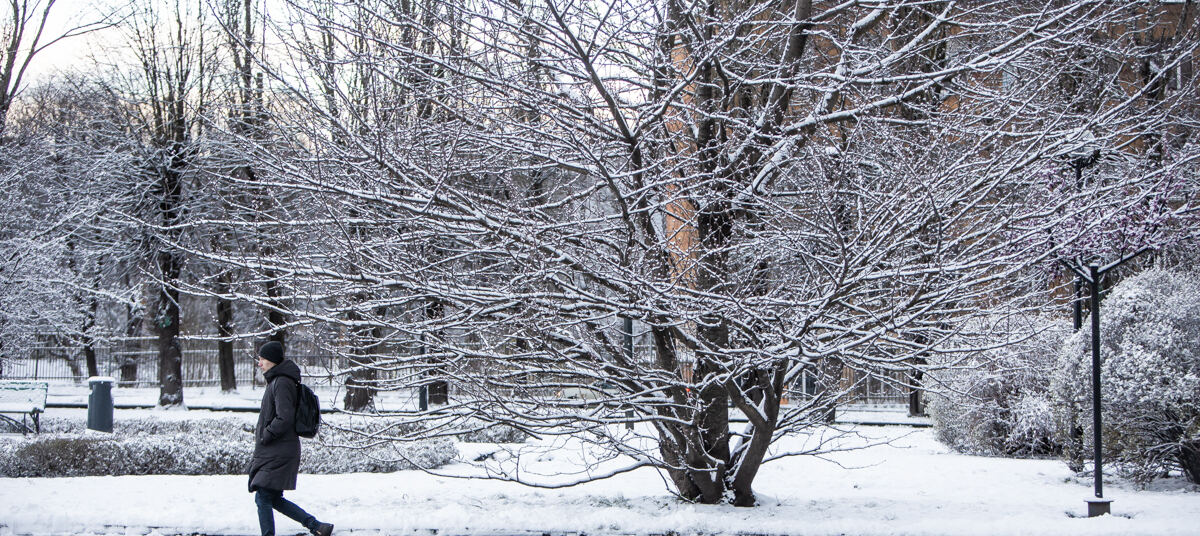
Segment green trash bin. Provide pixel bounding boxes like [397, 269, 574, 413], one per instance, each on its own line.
[87, 376, 114, 432]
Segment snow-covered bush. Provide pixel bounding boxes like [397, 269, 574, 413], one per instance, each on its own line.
[0, 433, 253, 477]
[305, 419, 460, 473]
[926, 314, 1070, 457]
[455, 421, 530, 444]
[1051, 268, 1200, 484]
[0, 416, 457, 477]
[30, 415, 253, 436]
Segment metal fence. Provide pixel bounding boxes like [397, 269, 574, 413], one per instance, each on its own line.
[0, 337, 916, 406]
[0, 338, 348, 387]
[843, 369, 913, 406]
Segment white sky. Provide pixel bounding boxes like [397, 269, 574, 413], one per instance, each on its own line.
[18, 0, 127, 85]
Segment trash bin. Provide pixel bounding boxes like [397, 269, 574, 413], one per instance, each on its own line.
[87, 376, 115, 432]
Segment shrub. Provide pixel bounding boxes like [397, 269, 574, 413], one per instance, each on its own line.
[28, 415, 255, 437]
[455, 422, 531, 444]
[0, 415, 457, 477]
[926, 314, 1069, 457]
[1051, 268, 1200, 484]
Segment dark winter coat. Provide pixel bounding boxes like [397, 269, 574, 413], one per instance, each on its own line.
[247, 358, 303, 492]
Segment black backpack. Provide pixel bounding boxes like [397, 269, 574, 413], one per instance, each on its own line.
[294, 382, 321, 438]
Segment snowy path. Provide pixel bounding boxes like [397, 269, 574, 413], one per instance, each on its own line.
[2, 426, 1197, 536]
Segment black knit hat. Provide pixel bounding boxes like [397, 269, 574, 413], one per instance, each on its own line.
[257, 341, 285, 364]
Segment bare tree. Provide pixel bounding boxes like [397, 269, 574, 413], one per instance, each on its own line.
[228, 0, 475, 411]
[0, 76, 146, 379]
[199, 0, 274, 392]
[0, 0, 118, 137]
[105, 0, 216, 406]
[183, 0, 1199, 505]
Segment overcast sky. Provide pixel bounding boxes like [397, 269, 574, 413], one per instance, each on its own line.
[21, 0, 129, 85]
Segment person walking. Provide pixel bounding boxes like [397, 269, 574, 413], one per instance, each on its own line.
[248, 340, 334, 536]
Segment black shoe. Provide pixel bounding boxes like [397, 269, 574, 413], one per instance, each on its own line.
[312, 522, 333, 536]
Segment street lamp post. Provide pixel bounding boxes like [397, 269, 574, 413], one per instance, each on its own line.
[1068, 144, 1099, 333]
[1062, 251, 1152, 517]
[623, 316, 635, 430]
[1087, 263, 1106, 513]
[1061, 139, 1114, 517]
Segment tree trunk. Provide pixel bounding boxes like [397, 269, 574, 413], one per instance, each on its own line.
[82, 302, 99, 378]
[0, 100, 10, 139]
[262, 226, 287, 346]
[120, 293, 143, 387]
[156, 159, 185, 407]
[342, 294, 388, 411]
[265, 274, 287, 347]
[156, 266, 184, 406]
[908, 356, 927, 417]
[650, 325, 706, 500]
[425, 300, 448, 405]
[660, 205, 736, 505]
[342, 307, 377, 412]
[82, 339, 98, 378]
[1178, 440, 1200, 485]
[64, 350, 84, 384]
[343, 355, 376, 411]
[82, 257, 102, 378]
[247, 165, 286, 348]
[1064, 410, 1087, 474]
[216, 271, 236, 392]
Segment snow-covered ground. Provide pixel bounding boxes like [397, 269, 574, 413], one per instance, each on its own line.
[1, 396, 1197, 535]
[41, 383, 931, 427]
[41, 383, 416, 412]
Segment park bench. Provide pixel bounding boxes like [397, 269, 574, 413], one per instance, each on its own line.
[0, 380, 49, 434]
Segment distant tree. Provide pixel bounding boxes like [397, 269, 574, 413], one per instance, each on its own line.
[218, 0, 475, 411]
[195, 0, 275, 392]
[103, 0, 217, 406]
[0, 0, 117, 137]
[0, 2, 126, 369]
[0, 77, 145, 377]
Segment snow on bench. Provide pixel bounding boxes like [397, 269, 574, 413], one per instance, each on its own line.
[0, 380, 49, 434]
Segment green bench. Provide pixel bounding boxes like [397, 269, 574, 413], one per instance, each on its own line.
[0, 380, 49, 434]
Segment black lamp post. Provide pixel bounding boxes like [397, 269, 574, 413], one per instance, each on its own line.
[1062, 252, 1149, 517]
[623, 316, 635, 430]
[1068, 148, 1099, 332]
[1060, 140, 1115, 518]
[1059, 139, 1153, 517]
[1088, 262, 1102, 505]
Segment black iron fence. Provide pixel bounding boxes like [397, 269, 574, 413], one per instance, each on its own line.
[0, 338, 347, 387]
[846, 370, 913, 406]
[0, 337, 917, 406]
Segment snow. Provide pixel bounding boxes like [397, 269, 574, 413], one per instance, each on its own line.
[2, 405, 1198, 536]
[44, 384, 931, 428]
[831, 405, 932, 427]
[41, 383, 419, 412]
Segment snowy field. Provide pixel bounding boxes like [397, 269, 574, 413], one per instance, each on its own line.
[2, 405, 1198, 536]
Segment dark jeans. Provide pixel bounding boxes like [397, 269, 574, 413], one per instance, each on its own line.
[255, 488, 318, 536]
